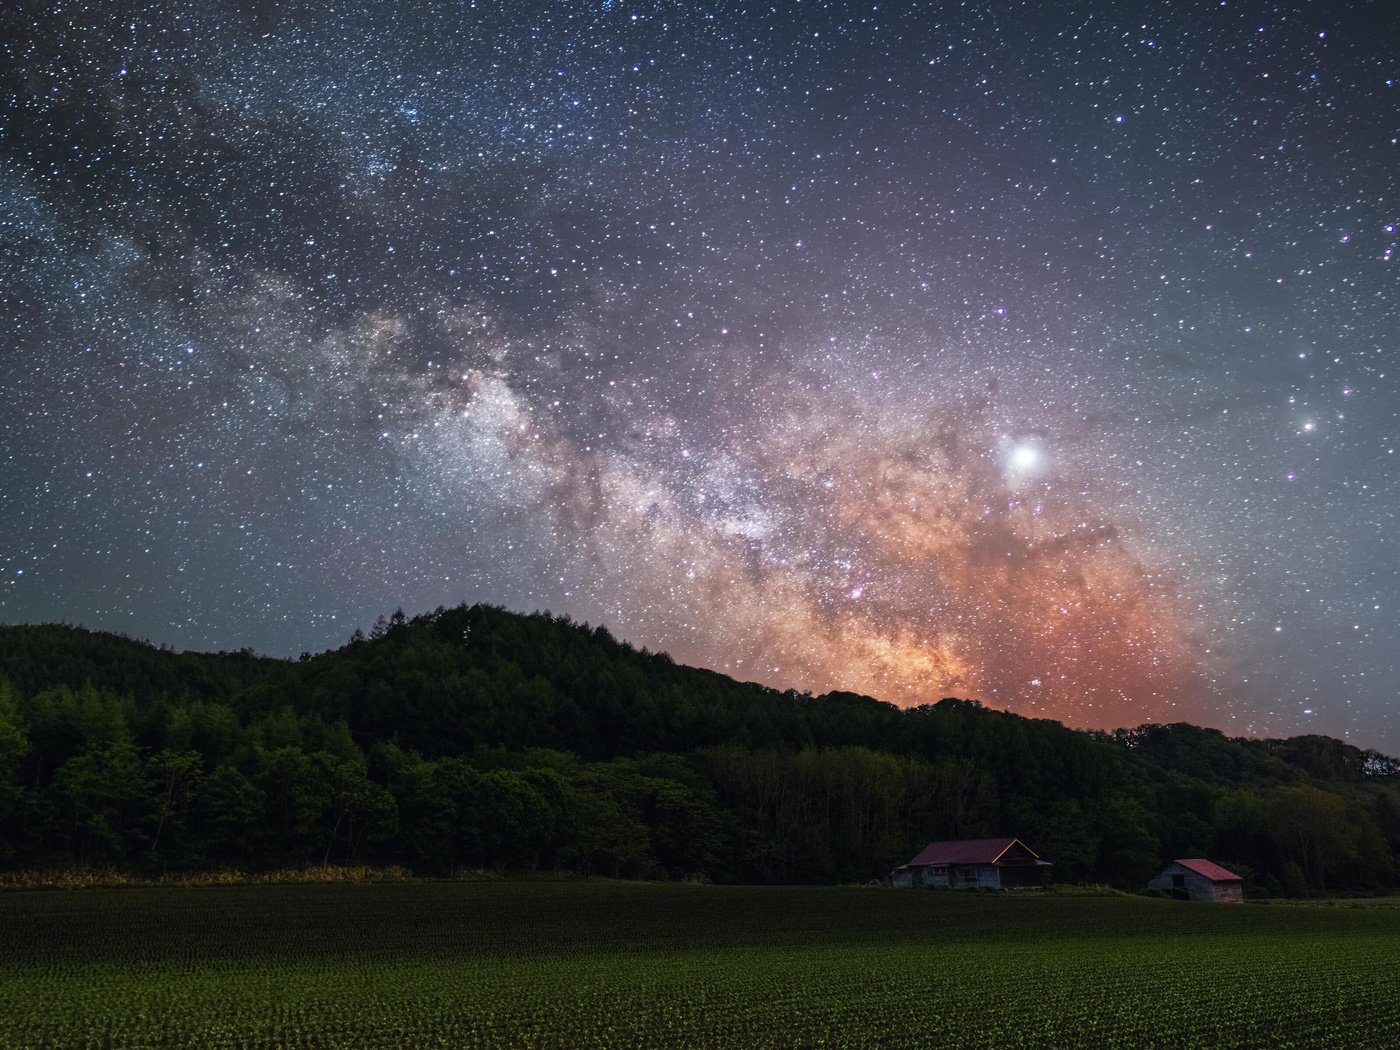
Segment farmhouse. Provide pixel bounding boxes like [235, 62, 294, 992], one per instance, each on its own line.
[1148, 859, 1244, 902]
[891, 837, 1050, 890]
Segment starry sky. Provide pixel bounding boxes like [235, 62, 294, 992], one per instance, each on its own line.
[3, 1, 1398, 750]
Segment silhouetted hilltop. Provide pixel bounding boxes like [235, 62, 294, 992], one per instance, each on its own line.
[0, 604, 1395, 892]
[0, 622, 287, 702]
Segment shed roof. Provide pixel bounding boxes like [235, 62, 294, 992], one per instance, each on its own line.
[1173, 858, 1242, 882]
[907, 837, 1042, 866]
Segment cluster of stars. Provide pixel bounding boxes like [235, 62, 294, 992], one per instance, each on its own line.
[1, 0, 1397, 749]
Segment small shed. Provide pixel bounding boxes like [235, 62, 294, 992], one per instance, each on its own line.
[891, 837, 1050, 890]
[1148, 859, 1244, 902]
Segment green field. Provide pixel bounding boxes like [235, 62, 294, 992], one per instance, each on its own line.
[2, 883, 1398, 1048]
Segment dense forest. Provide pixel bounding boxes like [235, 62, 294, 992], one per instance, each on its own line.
[1, 603, 1397, 895]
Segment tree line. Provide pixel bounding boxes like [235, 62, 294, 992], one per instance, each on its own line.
[0, 604, 1396, 894]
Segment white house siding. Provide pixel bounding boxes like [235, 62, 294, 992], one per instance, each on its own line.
[919, 866, 951, 888]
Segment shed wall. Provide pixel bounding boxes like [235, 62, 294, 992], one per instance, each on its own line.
[1184, 872, 1216, 900]
[1213, 881, 1244, 903]
[1148, 863, 1243, 902]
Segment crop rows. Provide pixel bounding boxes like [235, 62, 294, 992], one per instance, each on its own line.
[2, 885, 1399, 1048]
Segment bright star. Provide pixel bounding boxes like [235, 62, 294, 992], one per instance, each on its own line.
[1010, 445, 1041, 472]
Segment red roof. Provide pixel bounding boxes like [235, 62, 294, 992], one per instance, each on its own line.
[906, 838, 1040, 866]
[1174, 858, 1242, 882]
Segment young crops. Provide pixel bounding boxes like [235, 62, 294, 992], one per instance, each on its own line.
[1, 883, 1398, 1048]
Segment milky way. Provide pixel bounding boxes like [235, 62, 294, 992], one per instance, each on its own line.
[2, 1, 1398, 748]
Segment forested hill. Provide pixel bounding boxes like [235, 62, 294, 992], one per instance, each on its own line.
[1, 603, 1397, 894]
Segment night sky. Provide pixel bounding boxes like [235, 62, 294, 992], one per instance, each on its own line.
[3, 1, 1398, 750]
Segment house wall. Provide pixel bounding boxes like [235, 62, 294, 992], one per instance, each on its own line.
[998, 864, 1046, 889]
[911, 865, 1003, 889]
[919, 866, 950, 888]
[942, 865, 998, 889]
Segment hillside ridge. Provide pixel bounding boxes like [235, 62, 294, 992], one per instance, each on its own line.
[0, 603, 1396, 893]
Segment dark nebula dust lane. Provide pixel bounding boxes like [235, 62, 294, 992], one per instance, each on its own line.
[2, 1, 1398, 748]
